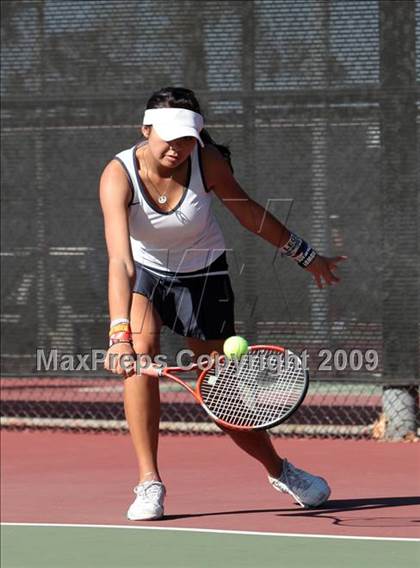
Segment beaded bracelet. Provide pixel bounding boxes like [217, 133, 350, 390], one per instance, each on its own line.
[109, 328, 133, 347]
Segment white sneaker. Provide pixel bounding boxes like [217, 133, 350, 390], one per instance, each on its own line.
[268, 459, 331, 508]
[127, 480, 166, 520]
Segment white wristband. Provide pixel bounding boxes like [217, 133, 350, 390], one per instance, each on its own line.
[110, 318, 130, 328]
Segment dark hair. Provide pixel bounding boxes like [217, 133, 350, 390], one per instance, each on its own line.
[145, 87, 233, 172]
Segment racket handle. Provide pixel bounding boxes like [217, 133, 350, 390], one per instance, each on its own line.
[136, 364, 162, 378]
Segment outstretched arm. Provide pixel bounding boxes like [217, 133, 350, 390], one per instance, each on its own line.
[203, 146, 346, 288]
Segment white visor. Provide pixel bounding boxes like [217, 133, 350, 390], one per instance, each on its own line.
[143, 108, 204, 147]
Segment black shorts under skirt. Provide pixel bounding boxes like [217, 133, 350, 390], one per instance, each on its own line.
[132, 253, 236, 340]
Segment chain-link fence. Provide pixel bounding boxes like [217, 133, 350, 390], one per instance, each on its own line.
[1, 375, 418, 440]
[1, 0, 419, 439]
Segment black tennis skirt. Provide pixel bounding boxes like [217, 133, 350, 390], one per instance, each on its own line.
[132, 252, 236, 340]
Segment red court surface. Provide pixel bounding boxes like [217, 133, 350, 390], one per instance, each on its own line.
[2, 430, 419, 539]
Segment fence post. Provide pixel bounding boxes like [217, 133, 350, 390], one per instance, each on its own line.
[379, 1, 418, 438]
[382, 386, 418, 439]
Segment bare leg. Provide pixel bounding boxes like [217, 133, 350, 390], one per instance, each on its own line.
[186, 337, 283, 478]
[125, 293, 163, 483]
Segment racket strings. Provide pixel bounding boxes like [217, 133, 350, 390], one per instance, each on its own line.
[203, 358, 279, 426]
[225, 365, 303, 427]
[231, 361, 302, 426]
[199, 349, 307, 428]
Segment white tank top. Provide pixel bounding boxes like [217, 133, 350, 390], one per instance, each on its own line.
[114, 143, 226, 273]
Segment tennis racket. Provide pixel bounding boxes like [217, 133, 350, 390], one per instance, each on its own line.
[141, 345, 309, 431]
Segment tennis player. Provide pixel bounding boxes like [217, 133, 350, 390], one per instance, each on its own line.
[100, 87, 346, 520]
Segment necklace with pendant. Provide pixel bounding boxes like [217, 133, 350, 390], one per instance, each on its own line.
[141, 149, 177, 206]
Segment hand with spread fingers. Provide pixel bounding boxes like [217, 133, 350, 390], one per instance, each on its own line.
[305, 255, 347, 289]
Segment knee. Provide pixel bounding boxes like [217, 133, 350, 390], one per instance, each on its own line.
[132, 340, 160, 361]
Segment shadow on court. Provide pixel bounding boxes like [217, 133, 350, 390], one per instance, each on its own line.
[276, 496, 420, 528]
[164, 496, 420, 526]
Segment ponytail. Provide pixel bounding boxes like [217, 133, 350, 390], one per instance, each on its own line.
[200, 129, 234, 173]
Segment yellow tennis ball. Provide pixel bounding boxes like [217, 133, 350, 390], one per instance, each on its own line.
[223, 336, 249, 358]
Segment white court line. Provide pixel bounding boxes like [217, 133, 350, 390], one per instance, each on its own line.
[1, 523, 419, 542]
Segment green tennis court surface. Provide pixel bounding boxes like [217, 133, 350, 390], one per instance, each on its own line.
[2, 525, 418, 568]
[3, 432, 419, 568]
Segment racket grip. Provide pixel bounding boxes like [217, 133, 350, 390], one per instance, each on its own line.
[137, 364, 163, 378]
